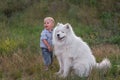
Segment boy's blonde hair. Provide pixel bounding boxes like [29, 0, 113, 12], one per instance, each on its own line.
[44, 17, 55, 24]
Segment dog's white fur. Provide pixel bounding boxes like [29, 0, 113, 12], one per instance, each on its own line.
[53, 23, 111, 78]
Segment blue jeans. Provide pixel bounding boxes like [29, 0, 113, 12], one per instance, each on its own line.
[41, 48, 53, 66]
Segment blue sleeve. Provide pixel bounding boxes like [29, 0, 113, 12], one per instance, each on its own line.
[41, 31, 47, 40]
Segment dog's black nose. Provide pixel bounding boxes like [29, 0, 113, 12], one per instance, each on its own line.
[57, 34, 60, 37]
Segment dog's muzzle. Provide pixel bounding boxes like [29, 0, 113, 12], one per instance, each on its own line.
[57, 34, 65, 40]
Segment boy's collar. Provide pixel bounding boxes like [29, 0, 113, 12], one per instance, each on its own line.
[45, 28, 53, 32]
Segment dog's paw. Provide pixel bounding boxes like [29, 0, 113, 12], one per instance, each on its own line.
[59, 74, 67, 78]
[55, 72, 62, 75]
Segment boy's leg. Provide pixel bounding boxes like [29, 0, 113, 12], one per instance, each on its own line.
[41, 48, 52, 70]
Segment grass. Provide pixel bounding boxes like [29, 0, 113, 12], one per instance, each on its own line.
[0, 19, 120, 80]
[0, 44, 120, 80]
[0, 17, 120, 80]
[0, 22, 120, 80]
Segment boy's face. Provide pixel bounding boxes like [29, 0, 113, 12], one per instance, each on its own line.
[44, 19, 54, 30]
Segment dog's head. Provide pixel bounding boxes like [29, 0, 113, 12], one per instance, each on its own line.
[54, 23, 72, 41]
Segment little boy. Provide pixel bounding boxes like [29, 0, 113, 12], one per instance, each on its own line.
[40, 17, 55, 71]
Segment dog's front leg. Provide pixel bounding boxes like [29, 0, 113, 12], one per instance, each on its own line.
[56, 55, 64, 75]
[60, 58, 72, 78]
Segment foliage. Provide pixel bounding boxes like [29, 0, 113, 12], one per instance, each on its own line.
[0, 38, 17, 54]
[108, 35, 120, 45]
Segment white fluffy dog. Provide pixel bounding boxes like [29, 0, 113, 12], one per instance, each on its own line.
[53, 23, 111, 78]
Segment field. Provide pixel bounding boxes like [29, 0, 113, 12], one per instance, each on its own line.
[0, 25, 120, 80]
[0, 0, 120, 80]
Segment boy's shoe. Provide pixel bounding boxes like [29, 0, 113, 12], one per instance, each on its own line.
[44, 66, 49, 71]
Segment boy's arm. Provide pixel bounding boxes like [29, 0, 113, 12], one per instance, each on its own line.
[42, 39, 52, 51]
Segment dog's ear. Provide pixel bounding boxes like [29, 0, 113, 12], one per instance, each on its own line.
[65, 23, 70, 29]
[57, 22, 60, 26]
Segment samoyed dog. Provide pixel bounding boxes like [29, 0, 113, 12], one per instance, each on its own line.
[53, 23, 111, 78]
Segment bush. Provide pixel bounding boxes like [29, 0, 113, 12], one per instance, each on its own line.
[108, 35, 120, 45]
[0, 38, 17, 54]
[0, 37, 26, 55]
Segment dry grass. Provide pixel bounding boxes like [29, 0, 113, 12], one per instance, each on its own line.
[92, 44, 120, 58]
[0, 44, 120, 80]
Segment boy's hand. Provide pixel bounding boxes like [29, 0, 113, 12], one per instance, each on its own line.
[42, 39, 52, 52]
[48, 46, 52, 52]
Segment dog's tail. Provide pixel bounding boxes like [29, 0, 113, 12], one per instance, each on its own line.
[96, 58, 111, 71]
